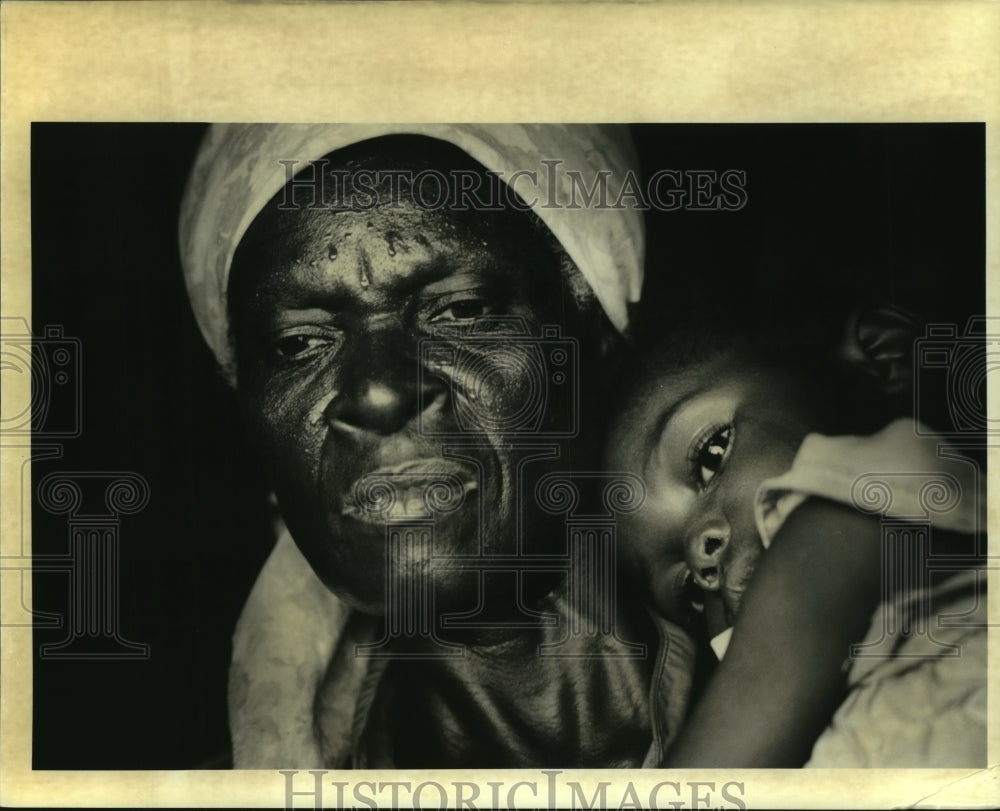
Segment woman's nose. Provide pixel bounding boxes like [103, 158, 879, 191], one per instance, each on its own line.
[324, 332, 444, 435]
[685, 526, 729, 591]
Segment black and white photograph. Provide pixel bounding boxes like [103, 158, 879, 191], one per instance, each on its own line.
[1, 3, 996, 809]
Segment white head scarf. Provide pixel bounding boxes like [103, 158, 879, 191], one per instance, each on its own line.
[179, 124, 644, 372]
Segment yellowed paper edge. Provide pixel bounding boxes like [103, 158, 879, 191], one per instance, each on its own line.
[2, 1, 998, 807]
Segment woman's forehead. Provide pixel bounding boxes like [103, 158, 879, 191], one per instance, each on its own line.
[233, 194, 551, 291]
[238, 139, 552, 270]
[250, 199, 467, 260]
[180, 125, 644, 371]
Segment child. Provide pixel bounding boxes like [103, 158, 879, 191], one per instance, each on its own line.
[606, 303, 987, 767]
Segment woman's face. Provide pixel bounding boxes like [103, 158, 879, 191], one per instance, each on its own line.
[605, 351, 818, 628]
[228, 161, 594, 615]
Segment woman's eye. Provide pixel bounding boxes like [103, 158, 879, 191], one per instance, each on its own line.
[694, 425, 732, 488]
[273, 333, 335, 359]
[429, 298, 494, 323]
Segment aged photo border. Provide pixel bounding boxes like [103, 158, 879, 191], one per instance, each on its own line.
[2, 1, 998, 807]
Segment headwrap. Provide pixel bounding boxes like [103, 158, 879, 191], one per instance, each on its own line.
[179, 124, 644, 372]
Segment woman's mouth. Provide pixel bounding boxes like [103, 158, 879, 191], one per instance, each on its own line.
[341, 458, 479, 521]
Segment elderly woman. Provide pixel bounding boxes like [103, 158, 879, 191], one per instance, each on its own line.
[179, 125, 693, 768]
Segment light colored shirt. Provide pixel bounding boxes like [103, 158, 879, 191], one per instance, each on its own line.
[705, 419, 986, 767]
[710, 419, 982, 659]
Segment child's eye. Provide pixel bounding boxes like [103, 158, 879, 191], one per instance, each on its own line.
[690, 425, 732, 488]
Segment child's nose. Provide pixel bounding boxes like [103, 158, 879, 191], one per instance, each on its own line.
[686, 527, 729, 591]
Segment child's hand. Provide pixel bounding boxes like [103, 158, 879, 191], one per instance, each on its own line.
[692, 526, 765, 640]
[664, 497, 883, 767]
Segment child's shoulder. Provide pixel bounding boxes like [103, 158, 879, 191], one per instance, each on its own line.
[755, 418, 981, 548]
[800, 418, 947, 473]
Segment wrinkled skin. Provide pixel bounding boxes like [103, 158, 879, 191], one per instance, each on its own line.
[228, 144, 601, 619]
[226, 142, 658, 767]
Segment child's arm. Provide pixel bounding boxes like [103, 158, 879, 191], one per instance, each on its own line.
[663, 497, 884, 767]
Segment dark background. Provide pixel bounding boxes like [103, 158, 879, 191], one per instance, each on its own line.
[30, 123, 984, 768]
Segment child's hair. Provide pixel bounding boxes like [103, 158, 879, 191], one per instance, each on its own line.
[615, 288, 911, 437]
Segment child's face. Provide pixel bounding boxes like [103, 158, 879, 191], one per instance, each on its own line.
[606, 350, 819, 629]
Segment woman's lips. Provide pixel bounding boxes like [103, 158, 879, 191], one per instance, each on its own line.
[342, 457, 479, 520]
